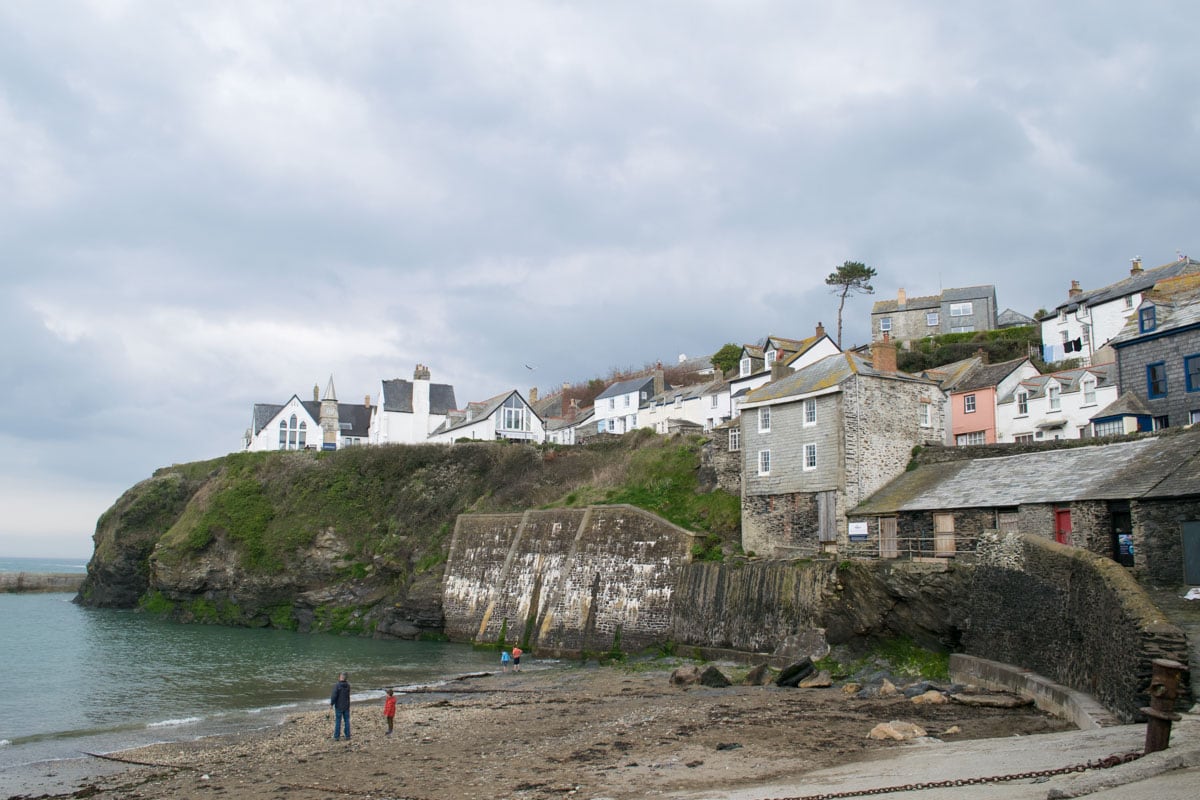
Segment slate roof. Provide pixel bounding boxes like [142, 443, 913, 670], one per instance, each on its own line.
[742, 352, 935, 405]
[251, 399, 371, 439]
[850, 431, 1200, 515]
[380, 378, 458, 415]
[545, 407, 594, 432]
[1108, 272, 1200, 347]
[998, 308, 1036, 327]
[872, 285, 995, 314]
[920, 357, 982, 391]
[949, 358, 1033, 394]
[595, 376, 660, 402]
[998, 364, 1114, 404]
[1089, 392, 1151, 420]
[648, 379, 721, 406]
[431, 390, 543, 436]
[1043, 257, 1200, 318]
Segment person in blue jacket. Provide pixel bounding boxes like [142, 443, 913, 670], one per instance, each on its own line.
[330, 672, 351, 740]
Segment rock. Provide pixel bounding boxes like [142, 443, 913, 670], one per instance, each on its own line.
[943, 725, 961, 735]
[699, 666, 731, 688]
[841, 683, 861, 695]
[879, 679, 898, 698]
[742, 664, 773, 686]
[771, 629, 830, 662]
[911, 690, 947, 705]
[950, 692, 1033, 708]
[670, 665, 702, 686]
[867, 720, 928, 741]
[776, 658, 816, 687]
[798, 670, 833, 688]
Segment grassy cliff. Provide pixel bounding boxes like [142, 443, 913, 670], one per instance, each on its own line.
[79, 432, 739, 637]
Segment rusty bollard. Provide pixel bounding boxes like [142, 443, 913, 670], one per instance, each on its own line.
[1142, 658, 1185, 754]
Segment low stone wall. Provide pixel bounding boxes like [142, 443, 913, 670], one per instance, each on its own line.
[0, 573, 84, 593]
[965, 531, 1190, 722]
[443, 505, 697, 655]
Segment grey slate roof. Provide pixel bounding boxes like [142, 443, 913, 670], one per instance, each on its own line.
[1044, 257, 1200, 318]
[380, 378, 457, 415]
[1089, 392, 1151, 420]
[851, 432, 1200, 515]
[251, 398, 371, 439]
[872, 285, 995, 314]
[431, 390, 542, 436]
[998, 308, 1036, 327]
[997, 364, 1114, 404]
[1108, 273, 1200, 347]
[648, 379, 721, 406]
[950, 358, 1032, 393]
[595, 376, 659, 402]
[743, 351, 935, 405]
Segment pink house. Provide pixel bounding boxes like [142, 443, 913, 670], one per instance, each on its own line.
[945, 358, 1040, 446]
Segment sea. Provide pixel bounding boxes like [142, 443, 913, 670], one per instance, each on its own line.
[0, 556, 508, 792]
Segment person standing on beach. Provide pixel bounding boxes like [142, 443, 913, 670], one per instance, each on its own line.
[511, 645, 522, 672]
[383, 687, 396, 735]
[330, 672, 351, 741]
[500, 650, 511, 672]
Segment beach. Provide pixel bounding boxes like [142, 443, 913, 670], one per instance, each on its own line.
[11, 663, 1076, 800]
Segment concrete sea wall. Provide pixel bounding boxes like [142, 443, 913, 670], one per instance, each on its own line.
[0, 573, 85, 593]
[443, 505, 698, 655]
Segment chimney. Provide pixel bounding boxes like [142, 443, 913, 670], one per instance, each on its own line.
[1068, 280, 1082, 299]
[313, 384, 319, 402]
[815, 320, 825, 338]
[413, 363, 431, 381]
[364, 394, 371, 409]
[770, 358, 788, 382]
[529, 387, 538, 403]
[897, 288, 907, 308]
[1130, 256, 1143, 275]
[872, 333, 897, 372]
[653, 363, 665, 396]
[568, 397, 579, 420]
[975, 347, 989, 365]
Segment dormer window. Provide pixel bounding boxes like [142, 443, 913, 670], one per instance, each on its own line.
[1048, 385, 1061, 411]
[765, 348, 776, 363]
[1139, 305, 1157, 333]
[739, 356, 751, 377]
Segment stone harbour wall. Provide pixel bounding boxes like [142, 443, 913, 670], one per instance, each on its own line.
[443, 505, 697, 655]
[966, 531, 1191, 721]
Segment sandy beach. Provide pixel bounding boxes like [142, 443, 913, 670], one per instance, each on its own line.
[5, 661, 1075, 800]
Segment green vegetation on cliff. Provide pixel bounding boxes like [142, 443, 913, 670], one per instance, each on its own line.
[81, 433, 739, 636]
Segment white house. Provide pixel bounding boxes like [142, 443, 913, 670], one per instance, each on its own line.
[245, 377, 371, 452]
[641, 380, 722, 434]
[546, 407, 594, 445]
[368, 364, 458, 445]
[593, 372, 665, 435]
[728, 328, 840, 417]
[701, 379, 732, 430]
[428, 390, 545, 444]
[995, 364, 1117, 442]
[1039, 256, 1200, 365]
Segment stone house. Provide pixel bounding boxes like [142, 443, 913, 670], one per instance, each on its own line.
[870, 285, 998, 343]
[1103, 272, 1200, 432]
[1038, 255, 1200, 366]
[737, 339, 948, 557]
[846, 431, 1200, 586]
[245, 376, 371, 451]
[368, 364, 458, 445]
[995, 364, 1117, 442]
[428, 390, 545, 443]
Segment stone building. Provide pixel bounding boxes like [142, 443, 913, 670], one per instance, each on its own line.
[870, 285, 998, 343]
[846, 430, 1200, 586]
[738, 338, 948, 557]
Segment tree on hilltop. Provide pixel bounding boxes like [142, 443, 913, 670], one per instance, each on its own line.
[825, 261, 877, 347]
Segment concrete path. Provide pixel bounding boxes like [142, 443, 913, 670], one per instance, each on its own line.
[673, 712, 1200, 800]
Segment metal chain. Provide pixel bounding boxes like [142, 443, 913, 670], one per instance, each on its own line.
[757, 751, 1144, 800]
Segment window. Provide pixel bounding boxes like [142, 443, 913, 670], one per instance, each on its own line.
[1139, 306, 1157, 333]
[956, 431, 986, 446]
[711, 394, 719, 408]
[758, 449, 771, 475]
[1048, 385, 1061, 411]
[1124, 295, 1135, 309]
[1081, 324, 1091, 350]
[501, 394, 530, 431]
[1058, 308, 1068, 322]
[1191, 410, 1200, 425]
[1017, 392, 1028, 415]
[728, 428, 740, 451]
[803, 398, 816, 425]
[880, 317, 892, 333]
[1082, 378, 1096, 405]
[1147, 362, 1168, 398]
[1060, 330, 1070, 345]
[964, 394, 976, 413]
[278, 414, 306, 450]
[803, 443, 817, 470]
[608, 397, 615, 410]
[758, 406, 771, 432]
[674, 394, 682, 408]
[926, 311, 939, 327]
[1186, 355, 1200, 392]
[949, 302, 974, 317]
[1153, 415, 1169, 431]
[1076, 302, 1089, 319]
[623, 394, 630, 407]
[1094, 419, 1124, 437]
[919, 402, 931, 427]
[607, 418, 617, 432]
[1014, 433, 1035, 443]
[950, 324, 975, 334]
[740, 357, 752, 377]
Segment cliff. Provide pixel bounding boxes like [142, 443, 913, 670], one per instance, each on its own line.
[77, 434, 740, 638]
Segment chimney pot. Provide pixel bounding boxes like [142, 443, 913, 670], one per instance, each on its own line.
[1130, 256, 1143, 275]
[897, 288, 907, 307]
[364, 394, 371, 408]
[815, 321, 825, 338]
[529, 387, 538, 403]
[1068, 280, 1082, 298]
[414, 363, 431, 381]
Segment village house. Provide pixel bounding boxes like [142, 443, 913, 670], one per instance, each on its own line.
[1038, 255, 1200, 366]
[728, 327, 840, 418]
[944, 357, 1041, 446]
[428, 390, 545, 443]
[640, 379, 724, 434]
[995, 364, 1117, 442]
[737, 338, 948, 557]
[592, 370, 665, 435]
[1098, 272, 1200, 433]
[368, 364, 458, 445]
[545, 406, 594, 444]
[245, 377, 371, 452]
[846, 431, 1200, 586]
[699, 379, 733, 430]
[870, 285, 998, 343]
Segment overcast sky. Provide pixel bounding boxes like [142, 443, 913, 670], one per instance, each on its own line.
[3, 2, 1197, 558]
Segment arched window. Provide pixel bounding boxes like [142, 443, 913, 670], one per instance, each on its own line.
[279, 414, 306, 449]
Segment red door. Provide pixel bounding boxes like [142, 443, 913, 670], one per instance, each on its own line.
[1054, 509, 1072, 545]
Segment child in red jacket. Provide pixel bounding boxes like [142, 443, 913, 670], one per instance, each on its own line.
[383, 688, 396, 736]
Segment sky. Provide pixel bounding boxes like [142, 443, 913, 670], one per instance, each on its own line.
[2, 1, 1198, 558]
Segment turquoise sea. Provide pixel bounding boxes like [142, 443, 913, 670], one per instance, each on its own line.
[0, 557, 506, 791]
